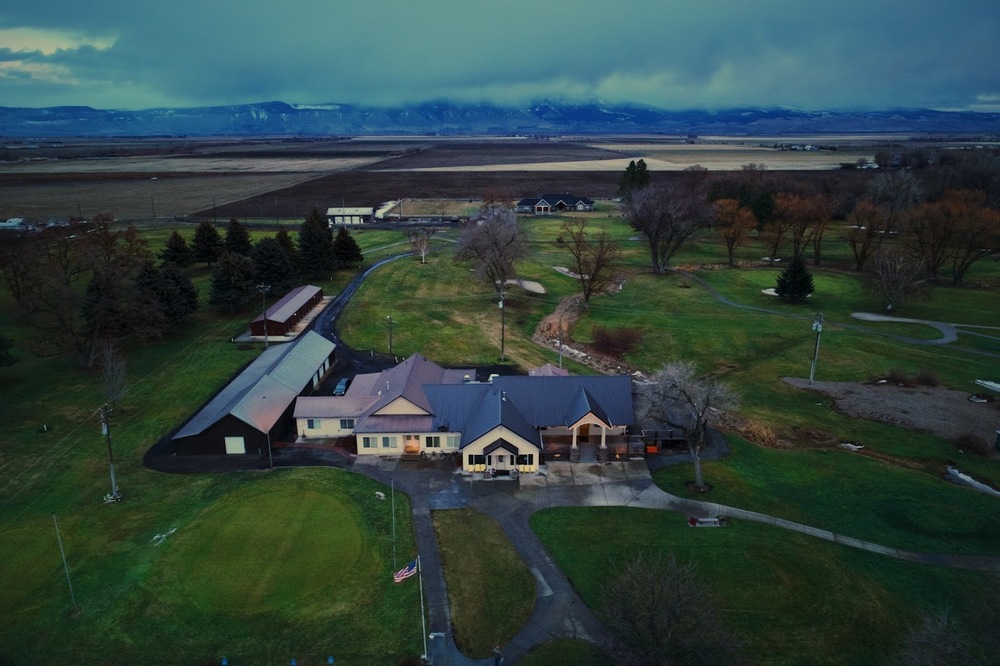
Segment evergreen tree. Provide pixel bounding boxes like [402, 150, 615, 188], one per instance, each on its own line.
[297, 208, 336, 277]
[618, 158, 651, 200]
[224, 217, 252, 256]
[209, 251, 258, 313]
[159, 230, 193, 267]
[274, 227, 299, 272]
[135, 262, 199, 326]
[251, 237, 296, 291]
[333, 227, 364, 267]
[775, 254, 815, 302]
[192, 220, 224, 267]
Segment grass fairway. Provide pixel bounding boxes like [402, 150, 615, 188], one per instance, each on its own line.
[655, 436, 1000, 555]
[432, 508, 535, 657]
[531, 507, 998, 666]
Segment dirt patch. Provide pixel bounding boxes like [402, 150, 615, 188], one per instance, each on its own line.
[782, 377, 1000, 445]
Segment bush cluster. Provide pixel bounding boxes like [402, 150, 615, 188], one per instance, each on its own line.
[591, 326, 643, 358]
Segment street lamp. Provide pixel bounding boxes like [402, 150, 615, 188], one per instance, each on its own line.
[257, 283, 271, 349]
[809, 312, 824, 385]
[386, 315, 394, 355]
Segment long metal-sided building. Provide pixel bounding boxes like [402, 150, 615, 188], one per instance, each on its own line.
[172, 331, 335, 456]
[250, 284, 324, 337]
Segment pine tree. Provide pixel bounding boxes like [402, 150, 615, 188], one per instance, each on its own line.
[135, 262, 199, 326]
[775, 254, 815, 302]
[275, 227, 299, 271]
[159, 230, 193, 267]
[618, 158, 651, 201]
[297, 208, 336, 277]
[224, 217, 252, 256]
[333, 227, 364, 267]
[192, 221, 224, 267]
[209, 252, 258, 313]
[252, 237, 296, 291]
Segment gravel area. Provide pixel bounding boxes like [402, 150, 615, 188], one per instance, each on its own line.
[782, 377, 1000, 442]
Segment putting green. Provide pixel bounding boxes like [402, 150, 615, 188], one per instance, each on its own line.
[158, 488, 366, 614]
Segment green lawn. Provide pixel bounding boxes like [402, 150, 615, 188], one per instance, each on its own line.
[655, 436, 1000, 555]
[520, 639, 614, 665]
[431, 508, 535, 657]
[531, 507, 999, 666]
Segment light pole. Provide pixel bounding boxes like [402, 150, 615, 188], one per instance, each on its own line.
[386, 315, 394, 355]
[809, 312, 824, 385]
[100, 404, 121, 501]
[257, 283, 271, 349]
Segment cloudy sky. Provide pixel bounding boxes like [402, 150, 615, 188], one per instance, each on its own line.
[1, 1, 997, 111]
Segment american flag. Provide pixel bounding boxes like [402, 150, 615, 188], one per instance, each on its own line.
[393, 559, 417, 583]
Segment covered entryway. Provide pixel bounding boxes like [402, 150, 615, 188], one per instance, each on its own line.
[485, 438, 518, 475]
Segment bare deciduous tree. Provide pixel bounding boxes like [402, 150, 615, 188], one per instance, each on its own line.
[100, 340, 129, 410]
[455, 203, 528, 297]
[904, 193, 963, 279]
[898, 609, 980, 666]
[842, 201, 889, 271]
[408, 228, 437, 264]
[643, 362, 738, 491]
[868, 170, 922, 231]
[947, 194, 1000, 286]
[602, 552, 744, 666]
[868, 247, 928, 312]
[625, 182, 709, 274]
[713, 198, 757, 268]
[555, 219, 621, 306]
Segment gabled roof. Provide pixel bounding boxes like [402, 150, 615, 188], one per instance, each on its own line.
[564, 385, 611, 428]
[294, 395, 377, 419]
[516, 194, 595, 207]
[460, 385, 542, 447]
[174, 331, 335, 438]
[491, 375, 633, 430]
[253, 285, 322, 325]
[368, 353, 471, 415]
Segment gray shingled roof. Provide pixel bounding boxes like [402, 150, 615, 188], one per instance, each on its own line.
[173, 330, 335, 438]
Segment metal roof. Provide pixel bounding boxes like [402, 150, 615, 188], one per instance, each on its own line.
[492, 375, 633, 429]
[354, 415, 435, 434]
[294, 396, 377, 419]
[253, 285, 322, 325]
[173, 331, 335, 439]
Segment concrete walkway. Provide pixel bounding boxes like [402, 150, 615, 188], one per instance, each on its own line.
[347, 455, 1000, 664]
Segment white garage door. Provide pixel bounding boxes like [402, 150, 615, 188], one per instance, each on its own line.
[224, 436, 246, 454]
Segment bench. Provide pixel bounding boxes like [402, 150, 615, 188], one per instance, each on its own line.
[688, 516, 726, 527]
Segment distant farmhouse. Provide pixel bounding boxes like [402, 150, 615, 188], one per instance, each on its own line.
[516, 194, 595, 215]
[326, 207, 374, 226]
[294, 353, 634, 474]
[172, 331, 335, 456]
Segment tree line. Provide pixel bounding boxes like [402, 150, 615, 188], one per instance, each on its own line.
[0, 208, 363, 369]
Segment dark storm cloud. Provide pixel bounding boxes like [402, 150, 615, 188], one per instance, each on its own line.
[0, 0, 998, 110]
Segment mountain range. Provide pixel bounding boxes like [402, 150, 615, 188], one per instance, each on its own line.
[2, 101, 1000, 138]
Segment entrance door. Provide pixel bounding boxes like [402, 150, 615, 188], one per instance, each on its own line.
[493, 453, 512, 471]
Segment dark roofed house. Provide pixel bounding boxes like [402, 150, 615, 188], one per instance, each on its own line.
[515, 194, 595, 215]
[294, 353, 633, 474]
[250, 285, 324, 338]
[173, 331, 335, 456]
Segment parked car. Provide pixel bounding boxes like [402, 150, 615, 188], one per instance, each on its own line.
[334, 377, 351, 396]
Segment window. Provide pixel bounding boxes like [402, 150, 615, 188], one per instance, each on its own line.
[426, 436, 440, 448]
[404, 434, 419, 442]
[306, 419, 320, 430]
[382, 436, 397, 448]
[362, 436, 376, 449]
[516, 454, 534, 466]
[446, 435, 460, 448]
[339, 419, 355, 430]
[468, 454, 485, 466]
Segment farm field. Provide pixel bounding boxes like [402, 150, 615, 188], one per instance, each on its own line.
[0, 134, 949, 220]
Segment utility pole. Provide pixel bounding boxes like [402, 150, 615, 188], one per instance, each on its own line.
[100, 404, 121, 501]
[257, 284, 271, 349]
[557, 315, 564, 369]
[809, 312, 824, 385]
[386, 315, 394, 355]
[499, 291, 506, 363]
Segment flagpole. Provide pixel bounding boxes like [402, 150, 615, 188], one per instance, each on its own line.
[391, 478, 397, 570]
[417, 555, 427, 661]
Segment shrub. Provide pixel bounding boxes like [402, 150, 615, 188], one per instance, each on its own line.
[915, 367, 940, 387]
[953, 432, 991, 456]
[739, 421, 777, 447]
[591, 326, 643, 358]
[886, 367, 917, 387]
